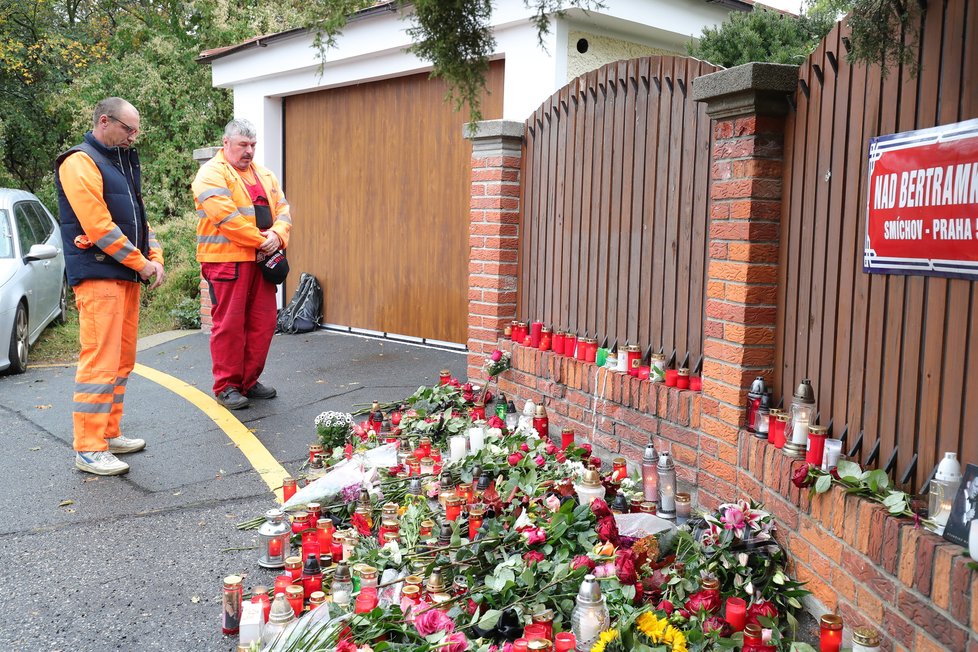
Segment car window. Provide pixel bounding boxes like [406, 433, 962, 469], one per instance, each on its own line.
[13, 202, 40, 254]
[0, 209, 13, 259]
[24, 201, 54, 242]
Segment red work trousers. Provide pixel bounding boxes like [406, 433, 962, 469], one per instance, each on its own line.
[202, 261, 277, 396]
[72, 279, 140, 452]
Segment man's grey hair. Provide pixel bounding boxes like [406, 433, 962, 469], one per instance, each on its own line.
[93, 97, 134, 128]
[224, 119, 257, 140]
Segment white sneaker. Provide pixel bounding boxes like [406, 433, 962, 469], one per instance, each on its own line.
[75, 451, 130, 476]
[107, 435, 146, 454]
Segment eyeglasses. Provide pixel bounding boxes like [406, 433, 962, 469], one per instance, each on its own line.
[108, 115, 139, 136]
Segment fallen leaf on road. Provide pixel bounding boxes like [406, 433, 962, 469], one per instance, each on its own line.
[191, 595, 201, 603]
[316, 379, 325, 384]
[29, 446, 40, 451]
[58, 500, 74, 507]
[172, 491, 182, 496]
[34, 404, 52, 410]
[83, 476, 98, 483]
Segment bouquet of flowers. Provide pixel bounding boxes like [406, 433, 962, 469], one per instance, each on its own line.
[315, 410, 354, 452]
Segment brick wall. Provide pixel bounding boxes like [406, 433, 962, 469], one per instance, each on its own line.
[496, 342, 977, 651]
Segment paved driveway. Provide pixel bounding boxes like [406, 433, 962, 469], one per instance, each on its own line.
[0, 329, 466, 651]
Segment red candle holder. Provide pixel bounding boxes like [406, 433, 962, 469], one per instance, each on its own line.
[553, 331, 565, 355]
[446, 496, 464, 521]
[585, 338, 598, 363]
[771, 411, 788, 448]
[468, 506, 485, 540]
[290, 510, 310, 535]
[470, 402, 486, 421]
[308, 443, 324, 464]
[523, 623, 548, 641]
[819, 614, 843, 652]
[282, 476, 297, 502]
[560, 427, 575, 449]
[625, 345, 642, 376]
[576, 337, 588, 361]
[539, 327, 552, 351]
[637, 365, 651, 380]
[273, 574, 293, 598]
[512, 639, 530, 652]
[664, 369, 678, 387]
[564, 334, 577, 358]
[806, 424, 828, 465]
[529, 321, 543, 348]
[554, 632, 577, 651]
[690, 375, 702, 392]
[724, 596, 747, 631]
[677, 368, 690, 390]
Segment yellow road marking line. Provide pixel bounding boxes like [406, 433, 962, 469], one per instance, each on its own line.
[132, 363, 286, 502]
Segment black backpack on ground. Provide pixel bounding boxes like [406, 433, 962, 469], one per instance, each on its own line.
[277, 272, 322, 334]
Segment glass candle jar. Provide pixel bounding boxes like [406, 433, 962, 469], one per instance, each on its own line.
[625, 344, 642, 376]
[468, 505, 485, 540]
[308, 591, 326, 610]
[282, 476, 297, 502]
[408, 456, 421, 476]
[222, 575, 243, 635]
[676, 367, 690, 390]
[273, 574, 293, 599]
[819, 614, 843, 652]
[342, 531, 358, 561]
[331, 562, 353, 606]
[439, 369, 451, 385]
[724, 596, 747, 631]
[308, 443, 324, 464]
[316, 517, 335, 552]
[575, 469, 606, 505]
[851, 626, 881, 652]
[446, 495, 465, 521]
[284, 556, 303, 581]
[612, 457, 627, 482]
[561, 427, 575, 449]
[290, 510, 310, 535]
[358, 565, 379, 592]
[420, 456, 435, 475]
[251, 585, 271, 623]
[657, 452, 676, 518]
[420, 520, 435, 538]
[285, 584, 304, 617]
[564, 333, 577, 358]
[784, 379, 816, 458]
[650, 353, 666, 381]
[675, 492, 691, 524]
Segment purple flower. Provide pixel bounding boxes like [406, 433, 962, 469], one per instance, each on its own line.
[342, 483, 361, 503]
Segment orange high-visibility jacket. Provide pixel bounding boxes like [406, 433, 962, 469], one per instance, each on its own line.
[192, 149, 291, 262]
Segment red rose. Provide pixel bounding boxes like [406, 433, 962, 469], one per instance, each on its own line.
[657, 599, 675, 615]
[746, 599, 778, 627]
[590, 497, 613, 519]
[589, 456, 603, 470]
[701, 615, 732, 637]
[351, 512, 372, 537]
[791, 462, 816, 488]
[545, 441, 558, 455]
[523, 550, 546, 565]
[685, 589, 721, 615]
[614, 549, 638, 584]
[534, 455, 546, 468]
[449, 378, 461, 388]
[580, 443, 593, 455]
[556, 451, 567, 463]
[596, 515, 621, 545]
[388, 464, 404, 475]
[487, 415, 505, 429]
[336, 641, 357, 652]
[520, 442, 530, 453]
[571, 555, 596, 572]
[507, 452, 524, 466]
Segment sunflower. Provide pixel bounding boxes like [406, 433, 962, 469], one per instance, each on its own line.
[590, 628, 620, 652]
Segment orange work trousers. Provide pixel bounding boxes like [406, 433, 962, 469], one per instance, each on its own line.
[72, 279, 140, 452]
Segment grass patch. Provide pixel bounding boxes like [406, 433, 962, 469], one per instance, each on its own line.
[30, 212, 202, 365]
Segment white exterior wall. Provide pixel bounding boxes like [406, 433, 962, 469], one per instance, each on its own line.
[206, 0, 738, 174]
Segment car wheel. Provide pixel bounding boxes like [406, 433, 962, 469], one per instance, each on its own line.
[54, 276, 68, 325]
[7, 302, 28, 374]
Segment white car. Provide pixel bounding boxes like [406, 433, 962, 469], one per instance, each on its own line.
[0, 189, 67, 373]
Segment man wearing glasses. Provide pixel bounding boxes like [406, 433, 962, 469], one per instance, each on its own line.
[55, 97, 165, 476]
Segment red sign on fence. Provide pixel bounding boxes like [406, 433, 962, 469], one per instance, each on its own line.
[864, 119, 978, 280]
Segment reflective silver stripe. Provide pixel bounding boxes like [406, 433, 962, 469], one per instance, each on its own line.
[275, 215, 292, 225]
[74, 382, 114, 395]
[95, 226, 125, 250]
[197, 235, 231, 244]
[239, 207, 256, 216]
[109, 240, 136, 263]
[149, 240, 161, 249]
[197, 209, 207, 219]
[113, 394, 125, 403]
[73, 401, 113, 414]
[196, 187, 232, 203]
[115, 376, 129, 387]
[147, 230, 158, 239]
[217, 210, 241, 226]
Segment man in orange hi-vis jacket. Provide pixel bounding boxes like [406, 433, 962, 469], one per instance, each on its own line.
[55, 97, 165, 476]
[192, 119, 291, 410]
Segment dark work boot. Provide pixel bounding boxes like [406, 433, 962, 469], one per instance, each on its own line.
[246, 381, 277, 400]
[217, 387, 250, 410]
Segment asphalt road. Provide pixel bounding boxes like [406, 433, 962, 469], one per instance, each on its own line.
[0, 329, 467, 651]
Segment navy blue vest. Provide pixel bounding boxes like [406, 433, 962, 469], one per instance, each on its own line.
[55, 132, 150, 287]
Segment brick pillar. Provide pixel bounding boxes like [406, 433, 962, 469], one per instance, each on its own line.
[193, 146, 221, 333]
[691, 63, 797, 504]
[463, 120, 524, 381]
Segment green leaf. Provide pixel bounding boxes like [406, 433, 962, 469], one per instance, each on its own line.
[836, 459, 862, 480]
[866, 469, 890, 492]
[814, 474, 833, 494]
[477, 609, 501, 630]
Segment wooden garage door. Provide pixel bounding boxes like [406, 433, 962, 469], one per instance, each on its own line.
[283, 61, 505, 344]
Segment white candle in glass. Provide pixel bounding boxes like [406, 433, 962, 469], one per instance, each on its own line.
[468, 427, 485, 453]
[449, 435, 467, 462]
